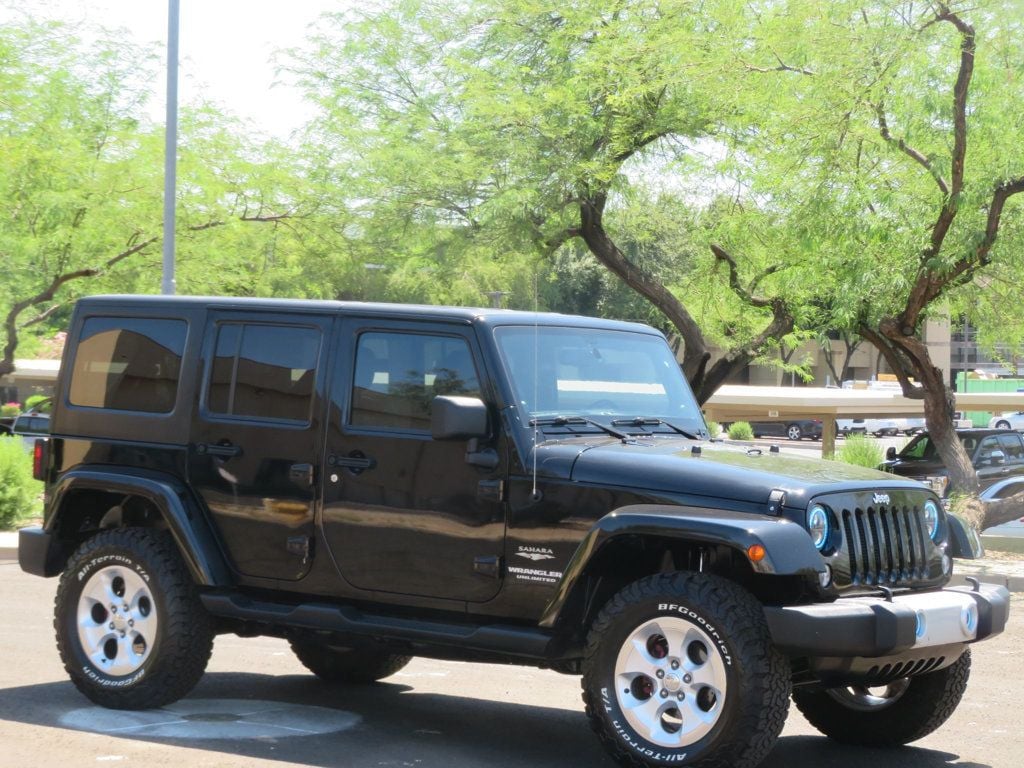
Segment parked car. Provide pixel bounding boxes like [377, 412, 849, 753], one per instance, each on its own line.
[989, 411, 1024, 430]
[749, 418, 822, 440]
[893, 417, 927, 435]
[881, 428, 1024, 497]
[2, 413, 49, 451]
[837, 418, 900, 436]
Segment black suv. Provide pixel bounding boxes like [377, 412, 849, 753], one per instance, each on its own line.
[883, 428, 1024, 499]
[19, 296, 1009, 768]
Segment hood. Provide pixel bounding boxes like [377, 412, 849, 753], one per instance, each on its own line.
[535, 437, 927, 509]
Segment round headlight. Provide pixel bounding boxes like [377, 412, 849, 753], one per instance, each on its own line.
[807, 504, 830, 550]
[923, 499, 941, 540]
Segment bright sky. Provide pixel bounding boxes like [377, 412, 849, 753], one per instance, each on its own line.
[3, 0, 348, 140]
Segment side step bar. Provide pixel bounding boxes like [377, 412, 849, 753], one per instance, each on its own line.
[200, 592, 555, 659]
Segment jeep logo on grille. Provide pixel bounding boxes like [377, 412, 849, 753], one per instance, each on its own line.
[872, 493, 891, 505]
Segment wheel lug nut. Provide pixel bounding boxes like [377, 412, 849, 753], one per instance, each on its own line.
[671, 660, 680, 670]
[128, 620, 134, 627]
[108, 622, 115, 630]
[123, 604, 129, 612]
[656, 669, 665, 679]
[677, 692, 684, 701]
[660, 689, 668, 698]
[684, 674, 692, 683]
[119, 631, 125, 637]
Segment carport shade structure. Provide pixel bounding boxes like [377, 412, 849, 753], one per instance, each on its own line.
[702, 386, 1024, 457]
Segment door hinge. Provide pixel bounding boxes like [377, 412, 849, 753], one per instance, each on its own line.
[473, 555, 502, 578]
[287, 535, 311, 562]
[477, 479, 504, 503]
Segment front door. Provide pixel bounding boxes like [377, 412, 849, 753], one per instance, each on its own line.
[189, 311, 331, 581]
[320, 319, 506, 602]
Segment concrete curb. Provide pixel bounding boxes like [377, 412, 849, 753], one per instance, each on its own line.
[0, 531, 18, 561]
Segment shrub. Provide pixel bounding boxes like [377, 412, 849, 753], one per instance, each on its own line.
[836, 434, 884, 469]
[706, 420, 721, 438]
[727, 421, 754, 441]
[1, 402, 20, 417]
[0, 438, 40, 529]
[24, 395, 52, 413]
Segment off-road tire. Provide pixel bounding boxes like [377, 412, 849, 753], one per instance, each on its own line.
[54, 527, 214, 709]
[792, 650, 970, 746]
[291, 640, 411, 683]
[581, 572, 790, 768]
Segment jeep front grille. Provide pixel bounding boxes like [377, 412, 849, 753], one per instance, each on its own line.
[839, 504, 930, 586]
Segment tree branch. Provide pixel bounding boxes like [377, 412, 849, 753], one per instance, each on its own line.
[709, 243, 773, 308]
[875, 102, 949, 195]
[857, 323, 925, 399]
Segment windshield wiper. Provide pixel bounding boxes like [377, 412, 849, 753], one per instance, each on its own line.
[529, 415, 630, 440]
[611, 417, 700, 440]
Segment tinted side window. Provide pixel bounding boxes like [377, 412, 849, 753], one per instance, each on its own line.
[68, 317, 186, 413]
[206, 323, 321, 423]
[351, 332, 480, 431]
[976, 436, 1003, 465]
[998, 433, 1024, 463]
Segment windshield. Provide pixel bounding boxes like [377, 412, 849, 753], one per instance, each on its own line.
[493, 325, 705, 433]
[898, 432, 978, 461]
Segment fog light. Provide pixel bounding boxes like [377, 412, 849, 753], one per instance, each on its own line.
[915, 610, 927, 638]
[817, 566, 832, 589]
[961, 604, 978, 635]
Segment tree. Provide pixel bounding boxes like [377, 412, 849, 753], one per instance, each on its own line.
[719, 1, 1024, 529]
[0, 19, 309, 372]
[290, 0, 806, 402]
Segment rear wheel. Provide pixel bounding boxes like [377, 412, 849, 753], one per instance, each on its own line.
[996, 420, 1011, 430]
[792, 650, 970, 746]
[786, 424, 803, 441]
[582, 572, 790, 768]
[291, 640, 411, 683]
[54, 528, 213, 709]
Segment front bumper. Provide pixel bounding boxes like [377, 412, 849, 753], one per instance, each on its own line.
[765, 582, 1009, 658]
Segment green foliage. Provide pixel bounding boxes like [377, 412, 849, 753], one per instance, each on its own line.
[727, 421, 753, 441]
[836, 435, 884, 470]
[1, 403, 20, 417]
[706, 421, 721, 438]
[23, 395, 50, 413]
[0, 438, 39, 529]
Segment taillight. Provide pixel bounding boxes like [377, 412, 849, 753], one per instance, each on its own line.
[32, 438, 47, 481]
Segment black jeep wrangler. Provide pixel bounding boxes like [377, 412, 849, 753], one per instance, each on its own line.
[19, 296, 1010, 768]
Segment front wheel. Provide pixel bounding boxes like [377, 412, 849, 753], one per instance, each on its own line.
[786, 424, 803, 441]
[996, 420, 1011, 430]
[582, 572, 790, 768]
[792, 650, 970, 746]
[54, 528, 214, 709]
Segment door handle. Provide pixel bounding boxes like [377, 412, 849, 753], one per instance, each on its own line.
[197, 442, 242, 458]
[289, 463, 315, 486]
[328, 452, 376, 472]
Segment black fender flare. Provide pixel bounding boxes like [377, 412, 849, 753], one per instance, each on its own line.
[947, 512, 984, 559]
[45, 467, 232, 586]
[538, 504, 825, 629]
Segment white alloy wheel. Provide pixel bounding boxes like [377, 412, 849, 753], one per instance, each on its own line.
[787, 425, 802, 440]
[613, 616, 728, 748]
[76, 564, 158, 677]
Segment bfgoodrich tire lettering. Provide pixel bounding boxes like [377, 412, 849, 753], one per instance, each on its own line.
[581, 572, 790, 768]
[54, 528, 214, 709]
[792, 650, 971, 746]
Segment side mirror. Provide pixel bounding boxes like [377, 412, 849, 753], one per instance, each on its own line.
[990, 450, 1006, 465]
[431, 395, 489, 440]
[886, 446, 897, 460]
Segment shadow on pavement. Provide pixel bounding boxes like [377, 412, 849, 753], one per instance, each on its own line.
[0, 673, 989, 768]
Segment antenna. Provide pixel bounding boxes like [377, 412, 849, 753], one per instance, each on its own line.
[531, 271, 541, 502]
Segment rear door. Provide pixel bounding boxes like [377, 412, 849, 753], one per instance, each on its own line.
[189, 311, 332, 582]
[320, 318, 506, 602]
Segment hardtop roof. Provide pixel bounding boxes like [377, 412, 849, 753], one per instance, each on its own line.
[78, 295, 662, 334]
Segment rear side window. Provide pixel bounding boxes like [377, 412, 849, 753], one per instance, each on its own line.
[68, 317, 187, 413]
[206, 323, 321, 423]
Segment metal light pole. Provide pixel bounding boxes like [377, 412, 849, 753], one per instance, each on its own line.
[161, 0, 180, 295]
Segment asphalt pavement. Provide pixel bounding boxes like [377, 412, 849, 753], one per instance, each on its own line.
[0, 557, 1021, 768]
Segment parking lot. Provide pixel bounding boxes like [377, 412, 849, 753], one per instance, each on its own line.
[1, 555, 1021, 768]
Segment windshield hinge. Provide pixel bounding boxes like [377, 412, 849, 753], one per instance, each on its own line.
[767, 489, 786, 515]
